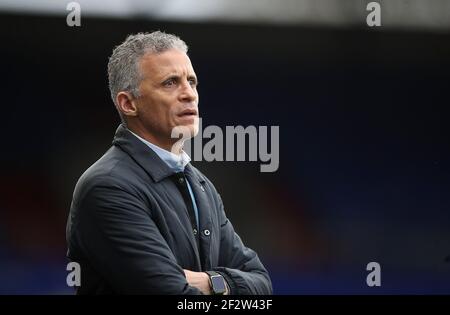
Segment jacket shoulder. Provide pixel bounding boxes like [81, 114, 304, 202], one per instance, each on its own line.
[71, 146, 142, 203]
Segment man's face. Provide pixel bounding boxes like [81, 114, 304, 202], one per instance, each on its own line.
[133, 49, 199, 149]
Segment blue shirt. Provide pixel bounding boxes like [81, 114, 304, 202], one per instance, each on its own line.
[129, 130, 200, 228]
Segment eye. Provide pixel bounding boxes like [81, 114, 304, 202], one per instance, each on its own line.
[163, 78, 177, 87]
[188, 78, 198, 87]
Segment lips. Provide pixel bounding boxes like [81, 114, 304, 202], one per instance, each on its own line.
[178, 109, 198, 117]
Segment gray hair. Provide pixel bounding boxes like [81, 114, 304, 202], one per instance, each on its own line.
[107, 31, 188, 123]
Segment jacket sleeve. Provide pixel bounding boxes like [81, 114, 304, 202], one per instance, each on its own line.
[71, 176, 202, 294]
[212, 194, 273, 295]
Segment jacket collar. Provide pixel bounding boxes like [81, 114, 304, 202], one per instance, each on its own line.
[127, 128, 191, 173]
[112, 124, 206, 185]
[112, 124, 179, 182]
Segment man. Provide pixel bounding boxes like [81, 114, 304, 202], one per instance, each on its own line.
[66, 31, 272, 295]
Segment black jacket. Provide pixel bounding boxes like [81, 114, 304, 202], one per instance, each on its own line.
[66, 125, 272, 294]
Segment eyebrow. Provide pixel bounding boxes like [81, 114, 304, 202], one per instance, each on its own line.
[162, 74, 198, 85]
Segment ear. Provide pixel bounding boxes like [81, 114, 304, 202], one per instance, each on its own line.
[116, 91, 138, 118]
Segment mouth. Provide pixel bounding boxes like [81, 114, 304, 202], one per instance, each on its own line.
[178, 109, 198, 118]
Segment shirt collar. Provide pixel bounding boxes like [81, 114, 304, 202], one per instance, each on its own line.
[128, 129, 191, 172]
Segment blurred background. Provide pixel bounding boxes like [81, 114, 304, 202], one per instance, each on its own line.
[0, 0, 449, 294]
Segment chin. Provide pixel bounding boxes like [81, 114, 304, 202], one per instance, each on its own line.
[189, 122, 199, 137]
[171, 121, 199, 140]
[184, 123, 199, 138]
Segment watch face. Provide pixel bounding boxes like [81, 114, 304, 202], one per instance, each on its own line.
[210, 275, 226, 293]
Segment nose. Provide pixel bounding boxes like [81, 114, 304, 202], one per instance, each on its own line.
[179, 80, 197, 103]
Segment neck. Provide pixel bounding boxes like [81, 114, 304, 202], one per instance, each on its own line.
[126, 124, 182, 154]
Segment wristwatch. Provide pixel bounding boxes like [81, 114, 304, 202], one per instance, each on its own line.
[205, 271, 227, 295]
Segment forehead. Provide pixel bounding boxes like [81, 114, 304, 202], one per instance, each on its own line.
[138, 49, 195, 78]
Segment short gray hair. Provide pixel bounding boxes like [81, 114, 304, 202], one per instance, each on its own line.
[107, 31, 188, 122]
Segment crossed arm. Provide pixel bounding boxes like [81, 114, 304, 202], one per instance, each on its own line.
[70, 178, 272, 294]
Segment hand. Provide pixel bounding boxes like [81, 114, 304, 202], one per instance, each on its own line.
[183, 269, 212, 295]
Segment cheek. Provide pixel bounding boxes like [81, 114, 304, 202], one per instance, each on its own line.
[194, 90, 199, 102]
[168, 107, 178, 118]
[166, 108, 179, 128]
